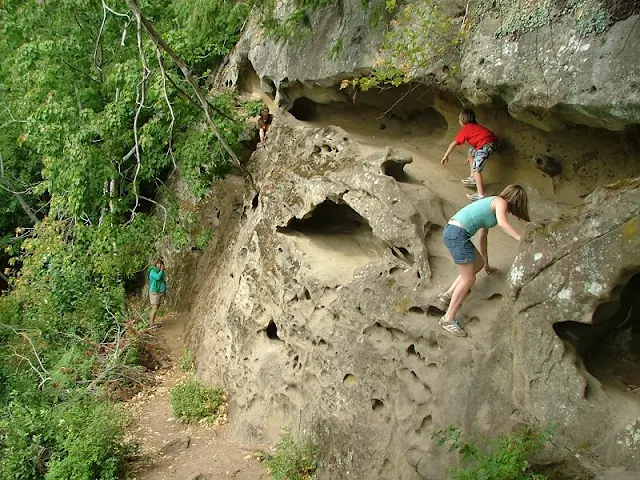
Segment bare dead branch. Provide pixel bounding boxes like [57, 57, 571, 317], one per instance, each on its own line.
[127, 13, 151, 225]
[156, 47, 178, 172]
[0, 153, 39, 223]
[139, 195, 169, 231]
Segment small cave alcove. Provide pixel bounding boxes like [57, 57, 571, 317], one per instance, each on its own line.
[289, 97, 317, 121]
[276, 200, 385, 283]
[279, 200, 367, 234]
[554, 273, 640, 401]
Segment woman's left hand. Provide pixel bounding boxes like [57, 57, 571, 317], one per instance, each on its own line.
[484, 265, 497, 274]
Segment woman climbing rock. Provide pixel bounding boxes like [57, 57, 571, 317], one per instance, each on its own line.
[435, 184, 530, 337]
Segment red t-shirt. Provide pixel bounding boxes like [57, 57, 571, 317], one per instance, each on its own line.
[454, 123, 497, 149]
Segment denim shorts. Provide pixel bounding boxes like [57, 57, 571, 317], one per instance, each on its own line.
[469, 142, 496, 173]
[442, 224, 476, 264]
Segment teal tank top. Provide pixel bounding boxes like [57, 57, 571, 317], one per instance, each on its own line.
[451, 196, 497, 235]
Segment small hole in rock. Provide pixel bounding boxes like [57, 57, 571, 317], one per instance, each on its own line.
[409, 306, 425, 314]
[407, 344, 417, 356]
[252, 193, 259, 209]
[343, 374, 357, 387]
[266, 320, 281, 340]
[372, 399, 385, 410]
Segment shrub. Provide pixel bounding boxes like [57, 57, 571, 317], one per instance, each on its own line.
[0, 396, 133, 480]
[432, 424, 553, 480]
[244, 99, 265, 117]
[170, 378, 224, 423]
[264, 429, 317, 480]
[178, 348, 195, 373]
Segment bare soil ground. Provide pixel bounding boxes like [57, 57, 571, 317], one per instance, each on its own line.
[125, 312, 270, 480]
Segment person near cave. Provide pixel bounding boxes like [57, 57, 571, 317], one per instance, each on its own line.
[257, 106, 273, 148]
[435, 184, 529, 337]
[440, 109, 498, 202]
[148, 257, 167, 326]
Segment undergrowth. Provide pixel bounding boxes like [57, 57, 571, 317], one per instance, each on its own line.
[263, 429, 318, 480]
[432, 424, 554, 480]
[170, 378, 225, 424]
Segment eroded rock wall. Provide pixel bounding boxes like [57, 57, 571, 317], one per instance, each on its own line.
[185, 122, 516, 479]
[508, 178, 640, 469]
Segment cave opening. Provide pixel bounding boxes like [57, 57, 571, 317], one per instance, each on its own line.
[554, 273, 640, 399]
[289, 97, 317, 121]
[276, 200, 385, 284]
[278, 200, 369, 234]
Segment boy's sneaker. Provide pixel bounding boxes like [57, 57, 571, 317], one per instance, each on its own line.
[467, 192, 484, 202]
[461, 176, 476, 186]
[438, 316, 467, 337]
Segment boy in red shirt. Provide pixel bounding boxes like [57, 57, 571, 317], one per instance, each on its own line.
[440, 109, 498, 201]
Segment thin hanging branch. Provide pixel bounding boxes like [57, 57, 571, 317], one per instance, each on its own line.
[128, 13, 151, 224]
[122, 0, 256, 193]
[0, 153, 39, 223]
[155, 47, 178, 172]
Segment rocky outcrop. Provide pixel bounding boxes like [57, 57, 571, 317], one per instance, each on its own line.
[226, 0, 640, 131]
[181, 114, 640, 477]
[185, 121, 516, 479]
[508, 178, 640, 469]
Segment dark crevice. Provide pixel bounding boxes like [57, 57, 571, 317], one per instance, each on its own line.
[277, 200, 369, 234]
[554, 273, 640, 396]
[266, 320, 282, 341]
[289, 96, 317, 121]
[381, 160, 409, 182]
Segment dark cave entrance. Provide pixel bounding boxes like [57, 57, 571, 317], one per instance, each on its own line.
[278, 200, 370, 234]
[554, 273, 640, 397]
[289, 97, 318, 121]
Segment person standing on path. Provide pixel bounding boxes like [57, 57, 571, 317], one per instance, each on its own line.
[148, 258, 167, 326]
[440, 109, 498, 202]
[435, 184, 529, 337]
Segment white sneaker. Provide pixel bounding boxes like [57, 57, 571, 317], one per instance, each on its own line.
[467, 192, 484, 202]
[438, 316, 467, 337]
[461, 176, 476, 186]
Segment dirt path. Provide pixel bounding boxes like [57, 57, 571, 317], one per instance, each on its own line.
[126, 312, 270, 480]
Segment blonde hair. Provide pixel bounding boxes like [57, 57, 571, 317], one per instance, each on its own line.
[459, 109, 476, 125]
[500, 184, 530, 222]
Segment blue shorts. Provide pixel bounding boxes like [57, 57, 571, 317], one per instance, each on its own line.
[469, 142, 496, 173]
[442, 224, 476, 264]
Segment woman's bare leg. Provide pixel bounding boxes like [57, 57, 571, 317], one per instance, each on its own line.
[444, 248, 484, 321]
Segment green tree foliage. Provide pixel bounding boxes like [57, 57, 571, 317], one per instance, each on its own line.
[0, 0, 252, 477]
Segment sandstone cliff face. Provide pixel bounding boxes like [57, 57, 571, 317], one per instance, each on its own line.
[186, 123, 517, 479]
[226, 0, 640, 131]
[508, 178, 640, 470]
[181, 110, 640, 477]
